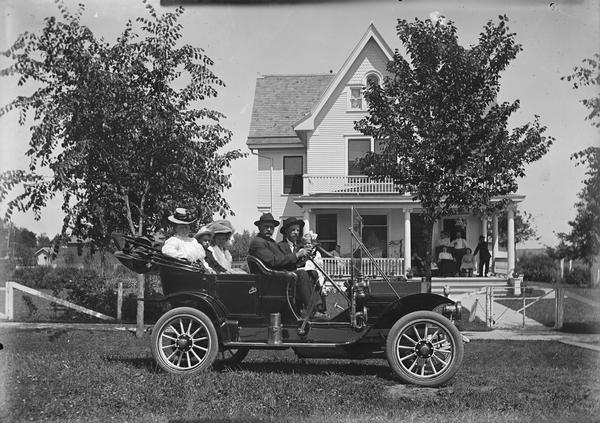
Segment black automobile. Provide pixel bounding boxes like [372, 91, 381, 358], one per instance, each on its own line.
[113, 217, 465, 388]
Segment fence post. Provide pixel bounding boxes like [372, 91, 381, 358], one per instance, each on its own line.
[6, 282, 14, 321]
[485, 286, 493, 328]
[117, 280, 123, 322]
[522, 286, 526, 328]
[554, 287, 564, 330]
[560, 258, 564, 279]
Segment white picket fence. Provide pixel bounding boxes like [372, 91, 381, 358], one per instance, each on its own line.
[321, 258, 404, 277]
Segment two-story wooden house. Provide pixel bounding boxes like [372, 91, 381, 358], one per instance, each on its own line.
[247, 24, 520, 278]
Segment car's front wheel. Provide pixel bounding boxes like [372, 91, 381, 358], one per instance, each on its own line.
[151, 307, 218, 375]
[386, 311, 464, 387]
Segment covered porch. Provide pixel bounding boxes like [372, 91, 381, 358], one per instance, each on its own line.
[295, 180, 523, 279]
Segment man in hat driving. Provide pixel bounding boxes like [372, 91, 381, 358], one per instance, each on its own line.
[248, 213, 323, 317]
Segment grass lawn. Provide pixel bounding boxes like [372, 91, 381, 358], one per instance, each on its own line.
[497, 288, 600, 333]
[1, 327, 599, 422]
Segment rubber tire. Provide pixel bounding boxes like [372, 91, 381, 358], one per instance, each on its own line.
[386, 310, 464, 387]
[216, 347, 250, 366]
[151, 307, 219, 375]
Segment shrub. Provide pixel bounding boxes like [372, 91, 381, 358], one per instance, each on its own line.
[516, 254, 560, 283]
[563, 266, 590, 286]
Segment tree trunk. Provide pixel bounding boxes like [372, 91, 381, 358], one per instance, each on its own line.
[122, 190, 145, 338]
[136, 273, 145, 338]
[422, 220, 434, 293]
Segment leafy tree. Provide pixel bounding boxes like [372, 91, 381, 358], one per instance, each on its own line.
[0, 1, 244, 334]
[229, 230, 256, 262]
[36, 233, 52, 248]
[0, 1, 244, 245]
[556, 55, 600, 277]
[556, 147, 599, 268]
[562, 53, 600, 127]
[355, 15, 553, 279]
[498, 209, 538, 246]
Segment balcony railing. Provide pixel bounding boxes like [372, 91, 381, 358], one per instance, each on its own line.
[303, 175, 398, 195]
[321, 258, 404, 277]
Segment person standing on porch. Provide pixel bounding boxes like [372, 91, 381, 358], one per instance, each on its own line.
[473, 235, 491, 277]
[451, 231, 469, 268]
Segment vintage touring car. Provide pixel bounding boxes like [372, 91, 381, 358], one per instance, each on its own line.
[113, 212, 466, 387]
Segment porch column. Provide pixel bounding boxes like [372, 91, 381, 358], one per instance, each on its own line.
[403, 208, 411, 274]
[303, 208, 311, 234]
[480, 215, 488, 240]
[492, 214, 499, 272]
[507, 205, 516, 275]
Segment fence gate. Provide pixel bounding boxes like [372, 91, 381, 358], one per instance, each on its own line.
[1, 281, 115, 321]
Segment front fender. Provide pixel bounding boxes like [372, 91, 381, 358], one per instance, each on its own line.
[372, 293, 455, 329]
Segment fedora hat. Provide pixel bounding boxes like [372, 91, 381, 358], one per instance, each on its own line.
[280, 217, 305, 234]
[254, 213, 280, 227]
[168, 208, 196, 225]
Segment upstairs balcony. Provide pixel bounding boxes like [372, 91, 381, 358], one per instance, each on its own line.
[303, 175, 401, 195]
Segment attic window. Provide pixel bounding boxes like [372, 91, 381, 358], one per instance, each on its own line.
[366, 73, 380, 87]
[349, 87, 363, 109]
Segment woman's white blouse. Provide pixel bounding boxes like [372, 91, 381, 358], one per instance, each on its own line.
[162, 235, 206, 262]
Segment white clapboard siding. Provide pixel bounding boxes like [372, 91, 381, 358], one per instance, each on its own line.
[255, 149, 306, 220]
[308, 39, 391, 176]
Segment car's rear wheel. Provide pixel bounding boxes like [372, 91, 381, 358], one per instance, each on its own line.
[151, 307, 218, 375]
[386, 311, 463, 387]
[216, 347, 250, 366]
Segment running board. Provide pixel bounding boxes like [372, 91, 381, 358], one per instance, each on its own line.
[224, 341, 343, 348]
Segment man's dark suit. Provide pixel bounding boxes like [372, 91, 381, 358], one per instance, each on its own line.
[249, 234, 298, 270]
[249, 234, 320, 311]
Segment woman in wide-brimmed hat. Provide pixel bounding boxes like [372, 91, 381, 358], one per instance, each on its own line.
[161, 208, 213, 272]
[194, 225, 227, 273]
[207, 220, 246, 273]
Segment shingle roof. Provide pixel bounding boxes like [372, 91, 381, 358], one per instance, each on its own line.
[247, 74, 335, 140]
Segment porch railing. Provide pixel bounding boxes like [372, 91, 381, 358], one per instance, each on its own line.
[303, 175, 399, 195]
[321, 258, 404, 277]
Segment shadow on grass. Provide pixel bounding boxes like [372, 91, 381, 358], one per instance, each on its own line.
[216, 359, 396, 380]
[169, 419, 265, 423]
[559, 322, 600, 334]
[103, 356, 162, 373]
[104, 355, 396, 380]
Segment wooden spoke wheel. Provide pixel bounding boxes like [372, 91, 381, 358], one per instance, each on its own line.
[386, 311, 464, 387]
[151, 307, 218, 375]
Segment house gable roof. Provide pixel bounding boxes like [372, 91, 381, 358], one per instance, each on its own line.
[246, 74, 335, 148]
[34, 247, 51, 256]
[293, 23, 394, 132]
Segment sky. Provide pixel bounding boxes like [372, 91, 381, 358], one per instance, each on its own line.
[0, 0, 599, 249]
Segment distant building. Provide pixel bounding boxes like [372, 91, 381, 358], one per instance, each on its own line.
[34, 247, 52, 266]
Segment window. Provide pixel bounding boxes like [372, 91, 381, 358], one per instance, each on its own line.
[362, 215, 387, 258]
[349, 87, 362, 110]
[366, 73, 380, 87]
[316, 214, 337, 252]
[283, 156, 303, 195]
[348, 138, 371, 175]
